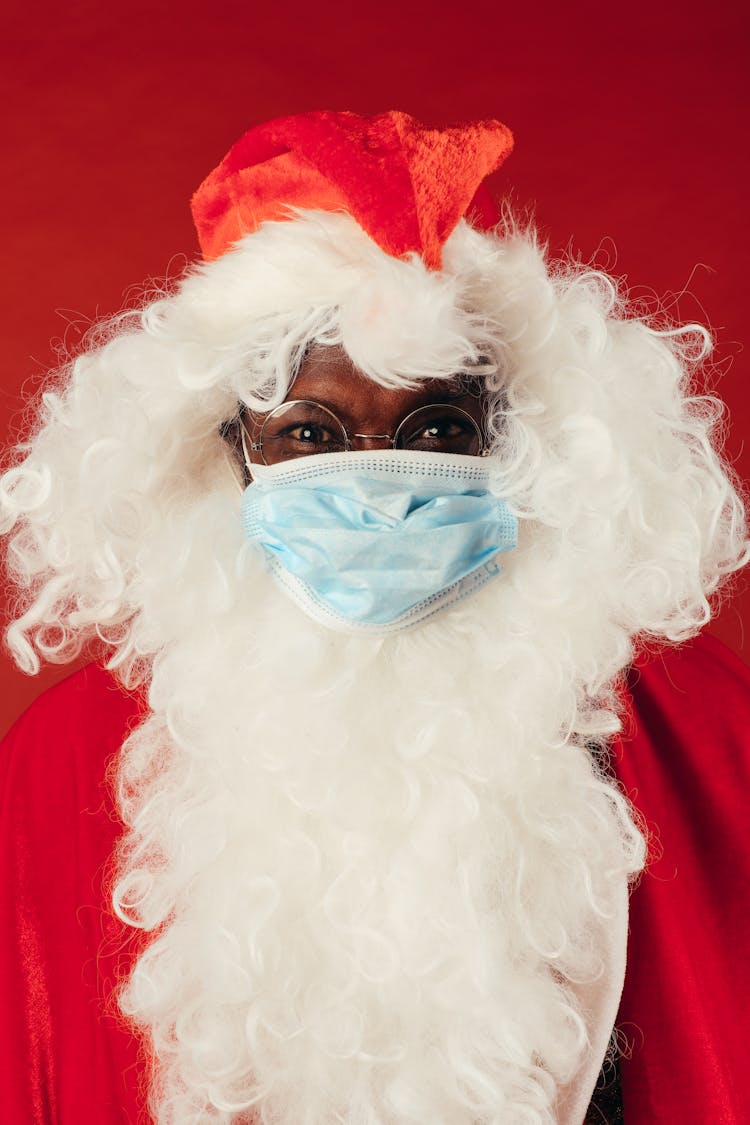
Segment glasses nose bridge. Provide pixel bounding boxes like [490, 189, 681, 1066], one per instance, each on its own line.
[350, 430, 396, 451]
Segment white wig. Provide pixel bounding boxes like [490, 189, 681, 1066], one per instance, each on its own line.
[1, 209, 746, 679]
[3, 211, 748, 1124]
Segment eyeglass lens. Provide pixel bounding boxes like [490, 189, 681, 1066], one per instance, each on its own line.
[255, 400, 482, 463]
[260, 402, 348, 461]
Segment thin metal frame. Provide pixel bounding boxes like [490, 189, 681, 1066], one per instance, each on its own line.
[240, 400, 489, 466]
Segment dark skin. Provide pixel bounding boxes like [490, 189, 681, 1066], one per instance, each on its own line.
[235, 343, 487, 476]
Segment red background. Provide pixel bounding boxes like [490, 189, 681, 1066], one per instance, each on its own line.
[1, 0, 748, 737]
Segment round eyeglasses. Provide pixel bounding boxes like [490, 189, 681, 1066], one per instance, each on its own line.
[240, 400, 489, 465]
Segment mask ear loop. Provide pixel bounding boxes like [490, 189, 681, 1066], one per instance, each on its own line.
[222, 442, 246, 494]
[238, 414, 256, 482]
[219, 414, 252, 492]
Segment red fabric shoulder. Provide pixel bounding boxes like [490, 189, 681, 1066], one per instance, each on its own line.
[613, 632, 750, 1125]
[0, 664, 148, 1124]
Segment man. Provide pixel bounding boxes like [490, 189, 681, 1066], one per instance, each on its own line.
[1, 110, 748, 1124]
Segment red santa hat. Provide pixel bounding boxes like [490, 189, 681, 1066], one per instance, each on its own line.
[191, 110, 513, 270]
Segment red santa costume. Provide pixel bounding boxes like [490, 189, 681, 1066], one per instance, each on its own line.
[0, 111, 747, 1124]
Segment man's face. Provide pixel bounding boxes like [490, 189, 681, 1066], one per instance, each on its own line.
[241, 343, 488, 468]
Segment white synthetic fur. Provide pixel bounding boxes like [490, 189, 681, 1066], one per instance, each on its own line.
[1, 211, 747, 1122]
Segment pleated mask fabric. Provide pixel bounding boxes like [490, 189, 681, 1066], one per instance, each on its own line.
[241, 450, 518, 634]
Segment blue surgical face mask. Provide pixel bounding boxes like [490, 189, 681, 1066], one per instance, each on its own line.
[241, 450, 517, 634]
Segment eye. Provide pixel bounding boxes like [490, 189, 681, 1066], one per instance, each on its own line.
[414, 417, 470, 441]
[282, 422, 340, 445]
[260, 401, 348, 459]
[396, 405, 481, 455]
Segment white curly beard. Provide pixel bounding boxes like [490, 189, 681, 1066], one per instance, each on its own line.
[112, 494, 643, 1125]
[2, 212, 741, 1122]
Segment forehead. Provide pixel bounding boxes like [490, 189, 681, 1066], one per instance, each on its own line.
[290, 344, 473, 408]
[292, 344, 366, 394]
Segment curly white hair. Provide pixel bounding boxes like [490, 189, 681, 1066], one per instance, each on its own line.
[1, 211, 747, 1124]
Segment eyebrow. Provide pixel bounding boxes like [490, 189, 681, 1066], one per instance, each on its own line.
[443, 379, 476, 400]
[292, 380, 476, 417]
